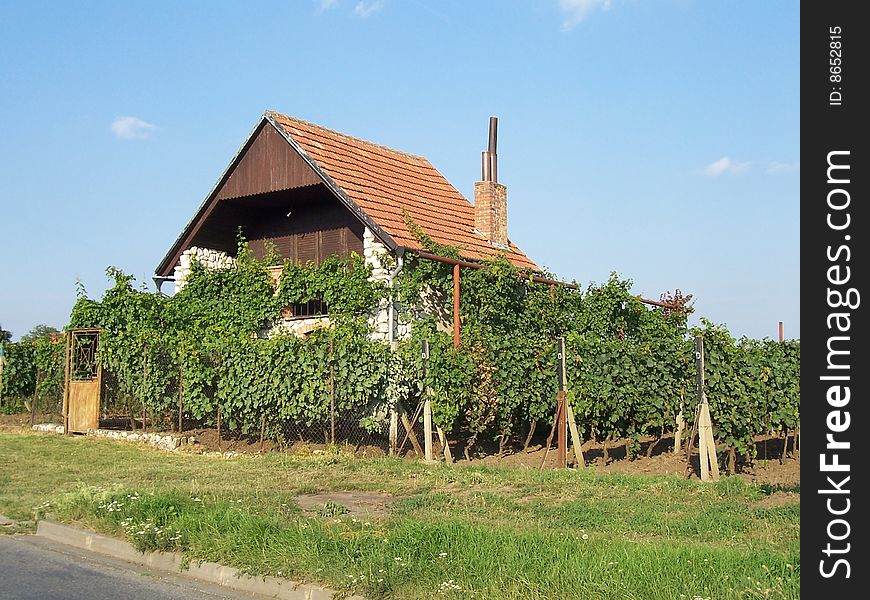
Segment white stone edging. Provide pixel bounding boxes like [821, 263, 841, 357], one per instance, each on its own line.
[32, 424, 195, 453]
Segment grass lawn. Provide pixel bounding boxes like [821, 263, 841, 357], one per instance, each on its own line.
[0, 431, 799, 599]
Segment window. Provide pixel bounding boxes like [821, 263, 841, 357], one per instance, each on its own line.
[286, 299, 328, 319]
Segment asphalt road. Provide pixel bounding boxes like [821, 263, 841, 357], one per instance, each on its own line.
[0, 535, 260, 600]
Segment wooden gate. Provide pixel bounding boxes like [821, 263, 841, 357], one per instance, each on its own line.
[63, 329, 102, 434]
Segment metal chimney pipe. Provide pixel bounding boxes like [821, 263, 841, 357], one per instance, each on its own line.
[481, 151, 492, 181]
[488, 117, 498, 182]
[488, 116, 498, 154]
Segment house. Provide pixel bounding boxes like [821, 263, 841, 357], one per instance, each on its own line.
[155, 111, 539, 340]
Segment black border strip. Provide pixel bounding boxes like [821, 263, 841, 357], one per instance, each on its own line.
[801, 3, 868, 596]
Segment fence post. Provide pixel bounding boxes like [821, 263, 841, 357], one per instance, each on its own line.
[423, 399, 433, 462]
[557, 337, 567, 468]
[177, 366, 183, 433]
[0, 345, 5, 410]
[329, 338, 335, 445]
[421, 339, 434, 463]
[30, 369, 41, 426]
[674, 393, 685, 454]
[389, 403, 398, 456]
[62, 333, 72, 434]
[141, 343, 148, 431]
[389, 341, 399, 455]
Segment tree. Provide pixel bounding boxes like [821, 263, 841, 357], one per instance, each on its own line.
[20, 324, 61, 343]
[0, 324, 11, 343]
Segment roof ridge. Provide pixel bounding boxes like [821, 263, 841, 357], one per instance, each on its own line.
[266, 110, 429, 162]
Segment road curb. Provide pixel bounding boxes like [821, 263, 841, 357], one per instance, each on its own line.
[36, 520, 363, 600]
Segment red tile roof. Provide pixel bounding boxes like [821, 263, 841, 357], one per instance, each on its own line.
[267, 111, 538, 271]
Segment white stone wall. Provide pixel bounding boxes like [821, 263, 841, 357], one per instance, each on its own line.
[363, 227, 391, 282]
[173, 247, 236, 293]
[266, 316, 331, 339]
[363, 228, 413, 342]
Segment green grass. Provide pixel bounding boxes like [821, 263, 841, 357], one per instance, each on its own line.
[0, 432, 799, 599]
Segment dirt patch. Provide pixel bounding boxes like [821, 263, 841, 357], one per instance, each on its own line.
[754, 490, 800, 509]
[185, 428, 271, 454]
[738, 455, 801, 488]
[451, 433, 800, 488]
[296, 491, 395, 518]
[183, 428, 388, 458]
[0, 412, 59, 431]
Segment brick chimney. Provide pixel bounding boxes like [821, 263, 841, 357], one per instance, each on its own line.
[474, 116, 508, 249]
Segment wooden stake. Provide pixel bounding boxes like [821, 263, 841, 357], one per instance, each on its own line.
[698, 408, 710, 480]
[565, 400, 585, 468]
[420, 339, 435, 463]
[217, 407, 222, 450]
[556, 337, 568, 468]
[397, 401, 424, 456]
[539, 399, 563, 470]
[686, 336, 719, 481]
[423, 398, 434, 462]
[674, 396, 685, 454]
[684, 407, 700, 477]
[698, 403, 719, 481]
[436, 426, 453, 464]
[556, 391, 567, 468]
[389, 402, 398, 455]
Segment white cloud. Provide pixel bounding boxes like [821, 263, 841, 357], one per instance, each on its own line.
[766, 161, 799, 174]
[318, 0, 339, 11]
[111, 116, 155, 140]
[704, 156, 732, 176]
[354, 0, 383, 18]
[559, 0, 612, 31]
[703, 156, 750, 177]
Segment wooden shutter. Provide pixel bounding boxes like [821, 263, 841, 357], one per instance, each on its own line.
[297, 232, 317, 264]
[319, 229, 344, 261]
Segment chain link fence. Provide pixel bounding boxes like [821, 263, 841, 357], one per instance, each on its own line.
[96, 351, 430, 457]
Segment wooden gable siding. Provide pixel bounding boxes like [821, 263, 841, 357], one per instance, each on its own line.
[215, 123, 321, 201]
[244, 189, 364, 264]
[186, 185, 365, 266]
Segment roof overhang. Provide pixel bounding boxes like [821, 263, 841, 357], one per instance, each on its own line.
[154, 113, 398, 277]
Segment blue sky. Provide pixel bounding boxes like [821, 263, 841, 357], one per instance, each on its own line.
[0, 0, 799, 341]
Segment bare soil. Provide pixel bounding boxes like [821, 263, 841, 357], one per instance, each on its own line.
[180, 424, 800, 488]
[9, 411, 799, 488]
[456, 433, 800, 488]
[0, 412, 59, 431]
[296, 491, 395, 518]
[753, 490, 800, 509]
[183, 427, 389, 458]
